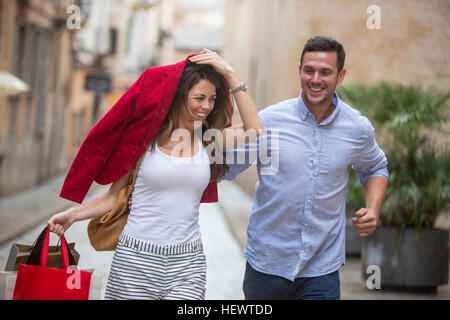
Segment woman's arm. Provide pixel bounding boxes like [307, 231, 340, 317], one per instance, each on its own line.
[47, 171, 130, 236]
[189, 49, 263, 150]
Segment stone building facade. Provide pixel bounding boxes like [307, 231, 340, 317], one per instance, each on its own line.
[222, 0, 450, 196]
[0, 0, 75, 196]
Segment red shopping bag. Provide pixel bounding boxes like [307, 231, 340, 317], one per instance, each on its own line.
[12, 227, 92, 300]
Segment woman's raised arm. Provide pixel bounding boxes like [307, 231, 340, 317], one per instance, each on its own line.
[189, 49, 263, 150]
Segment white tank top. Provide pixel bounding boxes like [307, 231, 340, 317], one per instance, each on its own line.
[122, 139, 211, 244]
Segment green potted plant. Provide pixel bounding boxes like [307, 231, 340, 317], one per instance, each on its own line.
[338, 82, 450, 292]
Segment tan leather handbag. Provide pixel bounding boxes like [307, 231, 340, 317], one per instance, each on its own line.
[87, 152, 146, 251]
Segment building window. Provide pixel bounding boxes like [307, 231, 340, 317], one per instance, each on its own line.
[24, 25, 36, 134]
[125, 17, 134, 55]
[8, 96, 19, 141]
[8, 20, 26, 141]
[0, 1, 3, 52]
[9, 18, 53, 140]
[74, 110, 85, 146]
[34, 30, 52, 137]
[10, 20, 26, 78]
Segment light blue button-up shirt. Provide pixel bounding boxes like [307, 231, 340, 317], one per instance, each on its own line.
[221, 92, 388, 281]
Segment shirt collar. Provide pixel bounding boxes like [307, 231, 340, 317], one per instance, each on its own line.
[297, 91, 341, 125]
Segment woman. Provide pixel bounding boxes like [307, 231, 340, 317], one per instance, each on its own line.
[47, 49, 262, 300]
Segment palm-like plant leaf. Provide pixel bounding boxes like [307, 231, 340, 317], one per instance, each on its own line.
[338, 83, 449, 230]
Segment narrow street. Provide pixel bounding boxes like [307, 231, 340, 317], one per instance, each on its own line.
[0, 184, 246, 300]
[1, 0, 449, 304]
[2, 178, 450, 299]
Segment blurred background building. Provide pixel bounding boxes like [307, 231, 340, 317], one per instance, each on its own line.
[222, 0, 450, 195]
[0, 0, 224, 196]
[0, 0, 76, 196]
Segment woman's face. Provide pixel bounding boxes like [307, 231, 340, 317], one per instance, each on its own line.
[179, 79, 217, 129]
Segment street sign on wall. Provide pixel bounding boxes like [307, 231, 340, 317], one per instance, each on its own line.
[85, 73, 111, 93]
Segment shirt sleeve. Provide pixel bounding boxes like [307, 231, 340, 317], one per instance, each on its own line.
[220, 138, 258, 181]
[220, 109, 279, 182]
[352, 117, 389, 185]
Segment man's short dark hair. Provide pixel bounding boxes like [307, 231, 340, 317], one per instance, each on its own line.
[300, 36, 346, 72]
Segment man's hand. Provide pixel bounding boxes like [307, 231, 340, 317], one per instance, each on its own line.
[351, 207, 378, 237]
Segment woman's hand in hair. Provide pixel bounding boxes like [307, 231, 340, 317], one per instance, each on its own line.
[189, 49, 237, 85]
[190, 48, 263, 149]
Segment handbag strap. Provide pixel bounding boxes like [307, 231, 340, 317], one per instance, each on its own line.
[128, 150, 147, 192]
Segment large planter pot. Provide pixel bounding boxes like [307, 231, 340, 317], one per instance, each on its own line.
[345, 221, 361, 256]
[361, 227, 449, 292]
[345, 211, 362, 256]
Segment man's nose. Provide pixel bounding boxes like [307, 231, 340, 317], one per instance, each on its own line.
[312, 71, 320, 83]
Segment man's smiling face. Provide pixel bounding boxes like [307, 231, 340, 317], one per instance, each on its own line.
[299, 51, 346, 108]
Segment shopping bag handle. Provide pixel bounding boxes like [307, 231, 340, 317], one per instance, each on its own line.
[30, 226, 48, 247]
[40, 227, 69, 268]
[26, 226, 76, 268]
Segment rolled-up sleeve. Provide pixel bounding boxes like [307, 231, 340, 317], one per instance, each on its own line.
[220, 141, 257, 181]
[352, 118, 389, 184]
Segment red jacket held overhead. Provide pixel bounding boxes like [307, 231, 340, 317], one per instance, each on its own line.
[60, 56, 222, 204]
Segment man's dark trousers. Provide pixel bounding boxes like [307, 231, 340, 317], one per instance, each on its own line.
[243, 261, 340, 300]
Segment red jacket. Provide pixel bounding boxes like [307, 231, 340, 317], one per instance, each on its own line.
[60, 56, 224, 203]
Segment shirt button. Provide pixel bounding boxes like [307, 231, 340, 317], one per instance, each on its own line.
[305, 223, 308, 227]
[301, 250, 305, 254]
[307, 199, 311, 203]
[310, 175, 314, 179]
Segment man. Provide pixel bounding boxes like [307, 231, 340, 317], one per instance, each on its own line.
[221, 36, 388, 300]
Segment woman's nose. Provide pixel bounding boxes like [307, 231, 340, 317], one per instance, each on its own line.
[203, 100, 214, 110]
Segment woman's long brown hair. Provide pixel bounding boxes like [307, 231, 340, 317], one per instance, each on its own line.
[149, 62, 233, 181]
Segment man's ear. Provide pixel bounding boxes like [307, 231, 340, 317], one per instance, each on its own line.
[337, 68, 346, 85]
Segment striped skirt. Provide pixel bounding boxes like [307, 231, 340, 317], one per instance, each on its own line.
[105, 233, 206, 300]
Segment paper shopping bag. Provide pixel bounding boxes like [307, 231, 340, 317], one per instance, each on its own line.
[12, 227, 92, 300]
[0, 271, 17, 300]
[4, 240, 79, 271]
